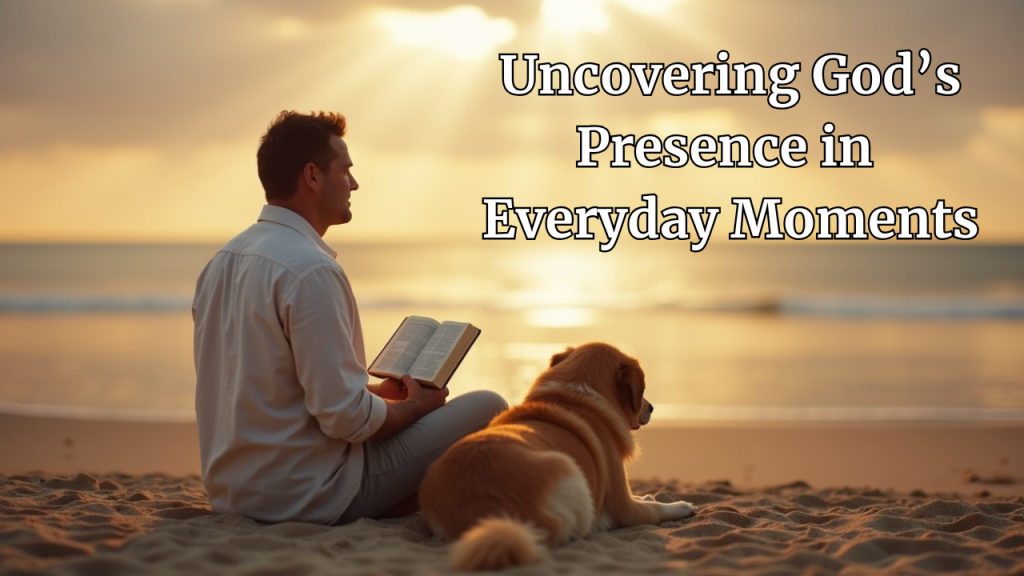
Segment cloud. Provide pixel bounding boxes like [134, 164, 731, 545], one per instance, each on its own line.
[374, 5, 516, 61]
[0, 0, 300, 150]
[968, 107, 1024, 174]
[1, 106, 1022, 242]
[0, 0, 1021, 158]
[0, 142, 259, 241]
[234, 0, 535, 22]
[0, 0, 1022, 242]
[541, 0, 610, 35]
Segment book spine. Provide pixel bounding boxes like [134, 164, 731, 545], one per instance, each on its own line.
[434, 328, 481, 389]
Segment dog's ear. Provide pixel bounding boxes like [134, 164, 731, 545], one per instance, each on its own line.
[549, 347, 575, 367]
[617, 361, 644, 414]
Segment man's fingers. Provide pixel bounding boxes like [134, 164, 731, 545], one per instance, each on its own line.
[433, 387, 449, 409]
[401, 375, 448, 410]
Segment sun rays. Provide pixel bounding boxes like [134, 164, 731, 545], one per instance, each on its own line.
[375, 5, 517, 61]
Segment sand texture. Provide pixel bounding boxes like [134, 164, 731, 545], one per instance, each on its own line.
[2, 473, 1023, 575]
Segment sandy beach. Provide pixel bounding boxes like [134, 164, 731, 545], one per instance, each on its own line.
[2, 410, 1023, 575]
[2, 471, 1022, 575]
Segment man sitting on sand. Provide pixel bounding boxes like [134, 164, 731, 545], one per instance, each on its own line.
[192, 111, 507, 525]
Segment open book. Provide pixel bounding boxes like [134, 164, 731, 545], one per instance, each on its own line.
[368, 316, 481, 389]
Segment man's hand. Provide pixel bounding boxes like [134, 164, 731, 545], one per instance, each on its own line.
[403, 375, 449, 417]
[372, 377, 409, 400]
[368, 375, 449, 440]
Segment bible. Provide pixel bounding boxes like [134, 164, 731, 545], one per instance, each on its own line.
[368, 316, 481, 389]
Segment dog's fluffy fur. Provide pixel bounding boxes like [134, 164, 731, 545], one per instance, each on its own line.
[419, 343, 695, 571]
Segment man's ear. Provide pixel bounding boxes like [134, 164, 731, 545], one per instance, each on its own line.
[302, 162, 320, 188]
[549, 347, 575, 367]
[617, 362, 644, 414]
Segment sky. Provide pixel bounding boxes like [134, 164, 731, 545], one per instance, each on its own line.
[0, 0, 1022, 244]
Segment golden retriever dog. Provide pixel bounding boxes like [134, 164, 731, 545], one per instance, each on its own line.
[419, 342, 695, 571]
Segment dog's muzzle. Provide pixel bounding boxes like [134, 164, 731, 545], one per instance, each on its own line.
[639, 400, 653, 426]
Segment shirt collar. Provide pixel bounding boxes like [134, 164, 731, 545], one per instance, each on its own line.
[257, 205, 338, 259]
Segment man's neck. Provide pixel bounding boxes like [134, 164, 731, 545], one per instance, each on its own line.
[268, 200, 327, 237]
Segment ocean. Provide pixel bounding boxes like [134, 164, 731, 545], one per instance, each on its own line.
[1, 242, 1022, 422]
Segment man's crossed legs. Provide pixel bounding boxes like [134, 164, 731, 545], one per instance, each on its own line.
[336, 390, 507, 524]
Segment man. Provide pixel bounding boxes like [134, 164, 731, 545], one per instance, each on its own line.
[192, 111, 507, 525]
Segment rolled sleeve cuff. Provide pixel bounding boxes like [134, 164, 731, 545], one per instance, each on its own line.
[365, 392, 388, 439]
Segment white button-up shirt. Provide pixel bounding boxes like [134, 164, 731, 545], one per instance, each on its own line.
[192, 205, 386, 524]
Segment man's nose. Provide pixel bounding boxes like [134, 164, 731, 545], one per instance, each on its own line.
[349, 174, 359, 190]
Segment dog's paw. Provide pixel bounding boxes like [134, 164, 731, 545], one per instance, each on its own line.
[664, 500, 696, 520]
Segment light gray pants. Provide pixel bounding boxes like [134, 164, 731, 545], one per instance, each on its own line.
[335, 390, 508, 524]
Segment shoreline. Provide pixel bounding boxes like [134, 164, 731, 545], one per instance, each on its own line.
[2, 409, 1020, 496]
[633, 422, 1024, 497]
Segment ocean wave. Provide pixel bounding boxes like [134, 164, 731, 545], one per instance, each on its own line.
[654, 404, 1024, 422]
[0, 402, 195, 423]
[670, 295, 1024, 318]
[2, 292, 1023, 319]
[0, 295, 193, 312]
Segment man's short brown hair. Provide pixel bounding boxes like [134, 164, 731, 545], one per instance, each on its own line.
[257, 111, 347, 202]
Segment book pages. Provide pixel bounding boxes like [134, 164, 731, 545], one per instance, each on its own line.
[409, 322, 468, 381]
[372, 316, 439, 375]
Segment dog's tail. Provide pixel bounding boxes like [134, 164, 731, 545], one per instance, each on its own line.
[449, 517, 546, 572]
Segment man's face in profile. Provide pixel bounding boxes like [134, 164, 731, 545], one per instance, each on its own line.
[318, 135, 358, 226]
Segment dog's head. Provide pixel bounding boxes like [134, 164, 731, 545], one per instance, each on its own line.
[545, 343, 653, 430]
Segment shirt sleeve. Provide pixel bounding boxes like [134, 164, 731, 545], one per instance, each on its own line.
[285, 265, 387, 443]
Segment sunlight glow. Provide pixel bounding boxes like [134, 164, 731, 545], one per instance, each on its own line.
[269, 17, 307, 41]
[503, 249, 617, 310]
[376, 5, 516, 61]
[541, 0, 610, 35]
[643, 109, 738, 136]
[618, 0, 676, 15]
[525, 307, 597, 328]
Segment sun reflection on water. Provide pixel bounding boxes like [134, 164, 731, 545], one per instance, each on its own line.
[503, 248, 619, 310]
